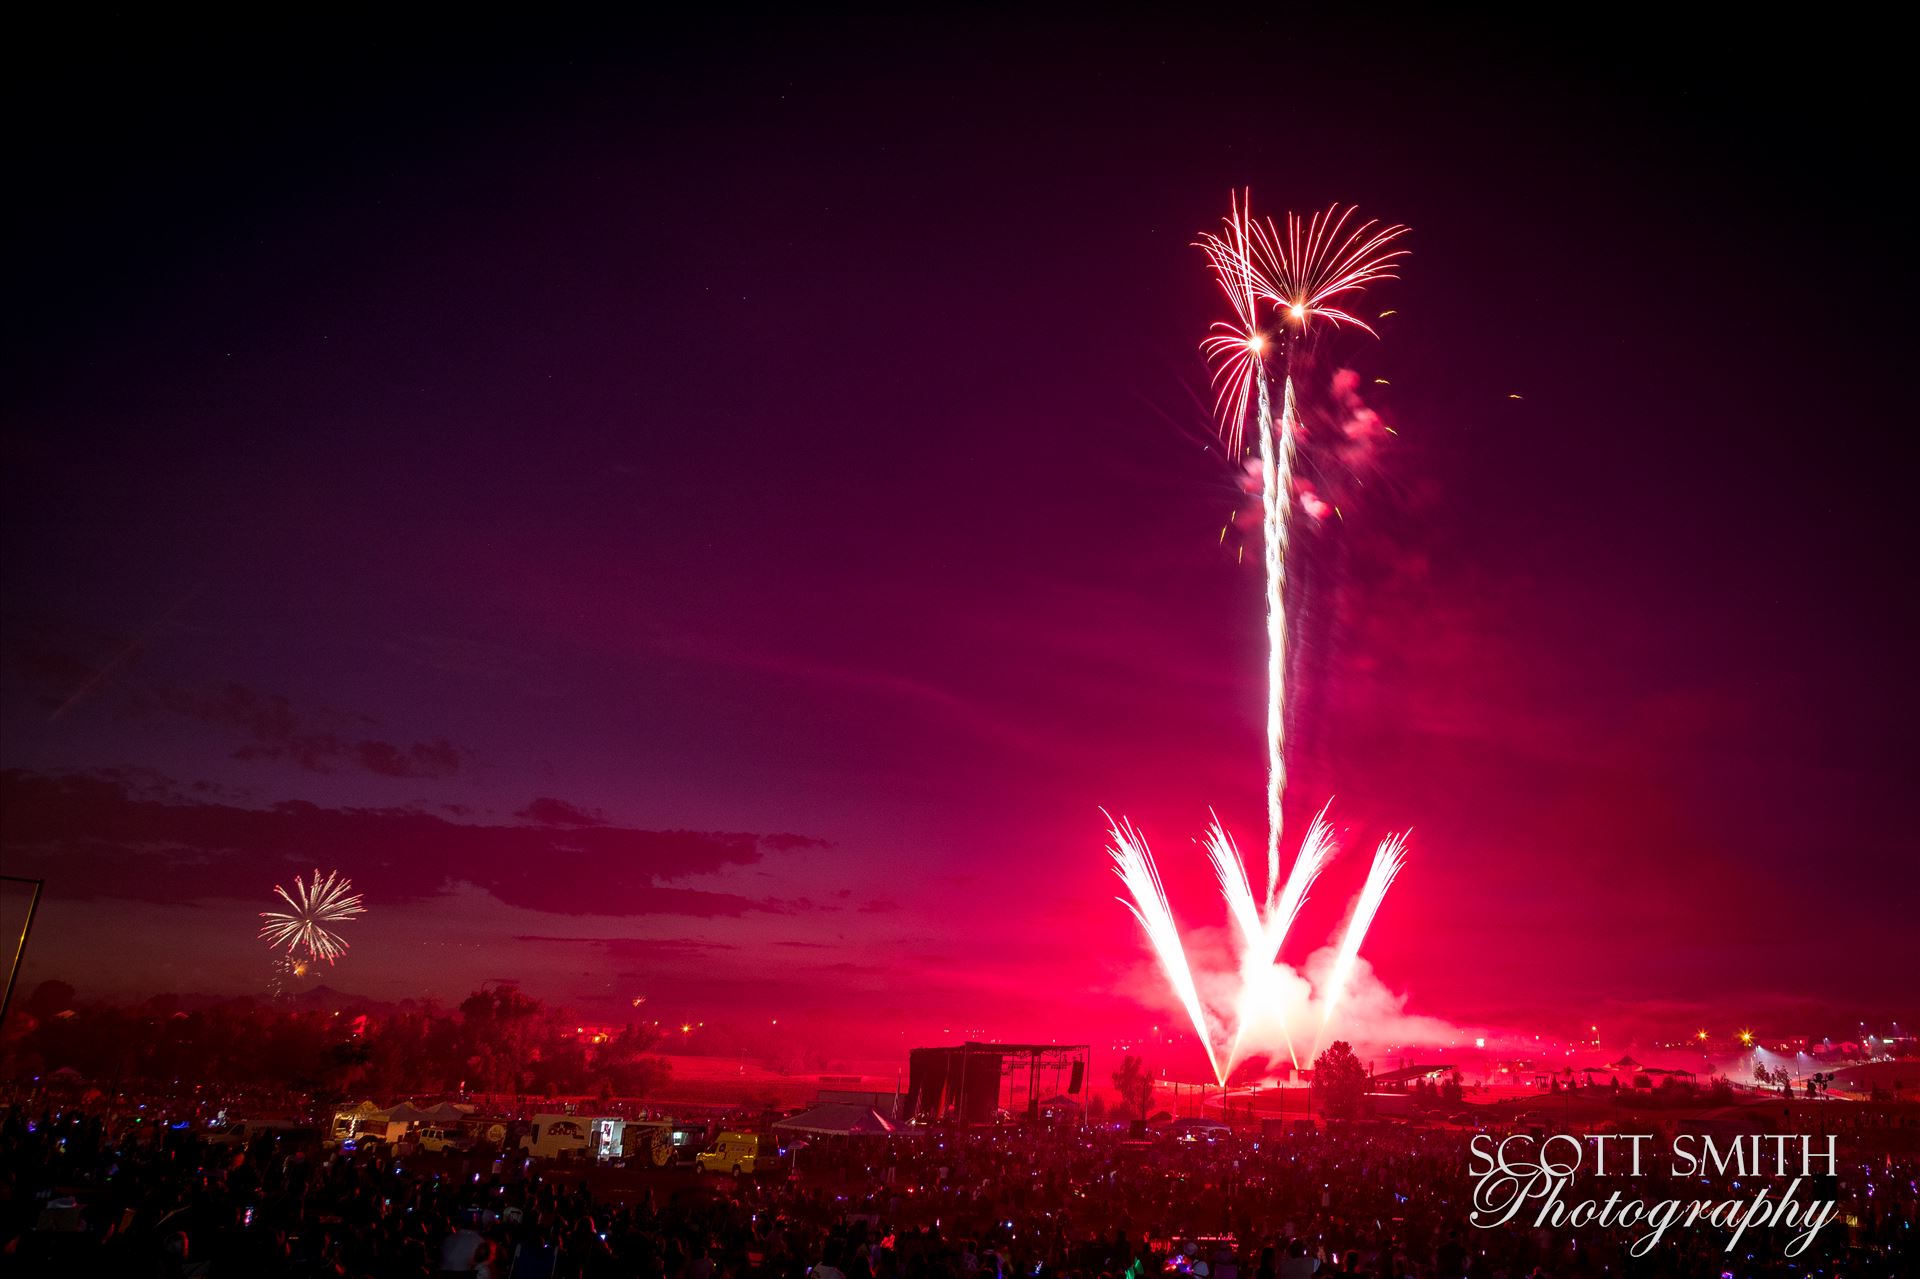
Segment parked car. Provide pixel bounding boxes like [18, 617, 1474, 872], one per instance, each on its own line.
[1165, 1117, 1232, 1143]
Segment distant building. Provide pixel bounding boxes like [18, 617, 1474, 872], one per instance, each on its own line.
[1368, 1064, 1455, 1093]
[815, 1089, 902, 1119]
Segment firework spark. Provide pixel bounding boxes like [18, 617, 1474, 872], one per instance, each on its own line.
[1108, 815, 1223, 1085]
[259, 868, 366, 966]
[1312, 833, 1409, 1056]
[1205, 814, 1262, 957]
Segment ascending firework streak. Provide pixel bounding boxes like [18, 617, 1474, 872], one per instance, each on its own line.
[1107, 194, 1410, 1085]
[259, 868, 366, 967]
[1199, 196, 1409, 881]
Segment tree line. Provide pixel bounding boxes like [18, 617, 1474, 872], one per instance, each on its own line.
[0, 980, 672, 1102]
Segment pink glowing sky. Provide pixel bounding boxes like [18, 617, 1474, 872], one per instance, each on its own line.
[2, 19, 1910, 1069]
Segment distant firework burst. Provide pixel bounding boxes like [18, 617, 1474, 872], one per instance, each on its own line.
[267, 953, 313, 999]
[1105, 194, 1411, 1084]
[259, 869, 366, 966]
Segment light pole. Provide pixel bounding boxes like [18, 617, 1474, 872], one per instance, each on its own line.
[0, 876, 45, 1031]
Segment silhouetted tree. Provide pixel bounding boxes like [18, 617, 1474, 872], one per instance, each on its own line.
[1111, 1055, 1154, 1119]
[459, 986, 544, 1098]
[1313, 1041, 1367, 1120]
[25, 980, 76, 1021]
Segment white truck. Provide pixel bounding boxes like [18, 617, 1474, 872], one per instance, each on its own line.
[519, 1114, 628, 1161]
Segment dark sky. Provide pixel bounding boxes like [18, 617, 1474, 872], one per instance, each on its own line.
[4, 17, 1912, 1069]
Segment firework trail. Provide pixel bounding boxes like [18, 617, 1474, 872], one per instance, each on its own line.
[259, 868, 366, 966]
[1109, 814, 1223, 1085]
[1258, 373, 1292, 889]
[1312, 832, 1409, 1056]
[1107, 196, 1411, 1081]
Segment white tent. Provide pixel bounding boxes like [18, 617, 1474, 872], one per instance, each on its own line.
[772, 1104, 898, 1136]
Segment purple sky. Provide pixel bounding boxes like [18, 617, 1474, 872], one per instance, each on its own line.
[3, 18, 1911, 1069]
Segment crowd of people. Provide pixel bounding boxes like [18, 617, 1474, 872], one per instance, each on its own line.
[1, 1094, 1913, 1278]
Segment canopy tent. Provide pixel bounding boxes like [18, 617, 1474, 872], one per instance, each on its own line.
[389, 1101, 469, 1124]
[772, 1104, 898, 1137]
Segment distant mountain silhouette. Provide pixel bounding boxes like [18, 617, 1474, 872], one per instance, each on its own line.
[155, 985, 425, 1015]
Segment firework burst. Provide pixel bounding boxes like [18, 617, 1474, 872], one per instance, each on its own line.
[1196, 191, 1271, 458]
[1251, 204, 1410, 337]
[259, 868, 366, 966]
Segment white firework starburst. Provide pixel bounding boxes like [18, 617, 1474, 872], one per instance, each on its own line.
[259, 868, 366, 966]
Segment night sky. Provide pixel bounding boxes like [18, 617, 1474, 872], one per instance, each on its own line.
[4, 18, 1911, 1068]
